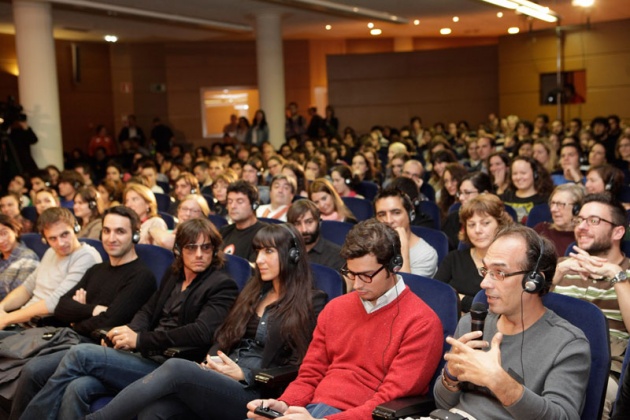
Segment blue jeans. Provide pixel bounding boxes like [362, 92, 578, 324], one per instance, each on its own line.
[306, 403, 342, 417]
[87, 357, 260, 420]
[21, 343, 160, 420]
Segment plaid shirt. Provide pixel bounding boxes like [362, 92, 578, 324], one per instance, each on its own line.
[0, 242, 39, 299]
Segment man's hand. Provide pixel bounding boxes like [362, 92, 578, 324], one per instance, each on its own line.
[563, 166, 582, 183]
[568, 246, 620, 280]
[92, 305, 108, 316]
[72, 288, 87, 304]
[107, 326, 137, 351]
[445, 332, 524, 406]
[201, 351, 245, 382]
[443, 331, 488, 379]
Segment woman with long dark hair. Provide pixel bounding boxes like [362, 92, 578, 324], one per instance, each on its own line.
[246, 110, 269, 146]
[87, 224, 327, 420]
[73, 186, 103, 239]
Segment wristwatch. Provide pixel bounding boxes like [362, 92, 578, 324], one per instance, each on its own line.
[610, 271, 628, 286]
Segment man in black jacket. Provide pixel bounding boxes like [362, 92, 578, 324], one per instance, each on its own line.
[19, 218, 238, 420]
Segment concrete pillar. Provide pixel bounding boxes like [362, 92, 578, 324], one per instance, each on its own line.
[12, 0, 63, 169]
[255, 13, 286, 148]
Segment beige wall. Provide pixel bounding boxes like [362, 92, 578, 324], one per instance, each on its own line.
[498, 19, 630, 124]
[327, 45, 499, 134]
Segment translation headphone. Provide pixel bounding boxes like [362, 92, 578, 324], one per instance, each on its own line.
[251, 201, 259, 211]
[173, 243, 181, 256]
[522, 236, 545, 294]
[190, 187, 197, 195]
[388, 242, 404, 273]
[572, 202, 581, 217]
[605, 174, 614, 191]
[88, 199, 97, 210]
[344, 177, 351, 185]
[280, 224, 301, 264]
[73, 180, 82, 190]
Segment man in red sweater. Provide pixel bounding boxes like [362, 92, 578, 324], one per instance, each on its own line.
[247, 219, 443, 419]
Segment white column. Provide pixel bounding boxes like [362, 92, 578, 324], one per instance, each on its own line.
[12, 0, 63, 169]
[255, 13, 285, 149]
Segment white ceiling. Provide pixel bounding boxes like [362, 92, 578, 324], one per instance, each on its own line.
[0, 0, 627, 43]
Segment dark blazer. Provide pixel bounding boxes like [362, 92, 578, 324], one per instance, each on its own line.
[128, 265, 239, 356]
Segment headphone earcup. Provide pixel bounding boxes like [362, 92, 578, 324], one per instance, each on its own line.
[88, 200, 97, 210]
[288, 245, 300, 264]
[345, 178, 351, 185]
[132, 231, 141, 244]
[572, 203, 581, 217]
[191, 188, 197, 195]
[523, 272, 544, 294]
[533, 170, 539, 181]
[173, 243, 181, 256]
[409, 209, 416, 223]
[252, 202, 259, 211]
[389, 254, 404, 273]
[74, 221, 81, 234]
[41, 236, 47, 245]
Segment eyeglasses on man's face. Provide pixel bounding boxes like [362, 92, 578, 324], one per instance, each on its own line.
[572, 215, 616, 228]
[340, 264, 386, 284]
[478, 266, 529, 282]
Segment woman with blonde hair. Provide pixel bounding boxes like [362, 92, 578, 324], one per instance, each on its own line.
[73, 186, 103, 239]
[123, 183, 167, 244]
[150, 194, 211, 250]
[533, 138, 558, 174]
[309, 178, 357, 223]
[435, 194, 513, 312]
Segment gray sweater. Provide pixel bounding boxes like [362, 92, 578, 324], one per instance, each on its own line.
[435, 310, 590, 419]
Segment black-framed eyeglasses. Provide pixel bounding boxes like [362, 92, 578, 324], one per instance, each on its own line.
[182, 243, 213, 253]
[572, 216, 617, 228]
[478, 266, 529, 282]
[340, 264, 386, 283]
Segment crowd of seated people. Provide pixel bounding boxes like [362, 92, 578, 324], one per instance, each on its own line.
[0, 109, 630, 418]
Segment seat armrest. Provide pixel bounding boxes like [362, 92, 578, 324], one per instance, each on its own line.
[372, 395, 435, 420]
[255, 365, 299, 388]
[163, 346, 207, 362]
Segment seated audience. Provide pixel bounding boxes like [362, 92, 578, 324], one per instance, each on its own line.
[488, 151, 511, 195]
[256, 175, 295, 222]
[500, 156, 553, 224]
[73, 186, 103, 240]
[247, 220, 443, 419]
[168, 172, 199, 216]
[0, 193, 32, 233]
[584, 164, 624, 196]
[151, 194, 210, 250]
[123, 183, 167, 245]
[437, 163, 467, 220]
[309, 178, 357, 223]
[96, 179, 123, 209]
[552, 143, 585, 185]
[330, 165, 363, 198]
[210, 172, 237, 217]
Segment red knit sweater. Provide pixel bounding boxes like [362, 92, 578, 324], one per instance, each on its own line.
[280, 287, 443, 419]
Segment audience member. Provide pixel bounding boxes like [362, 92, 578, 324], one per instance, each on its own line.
[0, 215, 39, 300]
[500, 156, 553, 224]
[256, 175, 295, 222]
[309, 178, 357, 224]
[73, 186, 103, 240]
[123, 183, 167, 245]
[57, 170, 85, 209]
[488, 152, 510, 195]
[0, 193, 32, 234]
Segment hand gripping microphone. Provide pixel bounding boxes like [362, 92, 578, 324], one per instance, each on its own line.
[470, 302, 488, 342]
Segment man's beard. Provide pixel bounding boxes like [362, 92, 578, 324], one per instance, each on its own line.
[302, 229, 320, 245]
[580, 237, 612, 256]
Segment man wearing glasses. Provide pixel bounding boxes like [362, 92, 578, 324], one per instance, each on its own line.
[247, 219, 443, 419]
[553, 193, 630, 417]
[433, 225, 589, 419]
[20, 218, 238, 419]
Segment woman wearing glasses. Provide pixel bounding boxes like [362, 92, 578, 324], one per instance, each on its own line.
[533, 184, 585, 256]
[87, 224, 327, 420]
[150, 194, 210, 250]
[435, 194, 513, 312]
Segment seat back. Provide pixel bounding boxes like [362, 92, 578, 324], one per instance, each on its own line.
[320, 220, 354, 247]
[417, 201, 440, 230]
[225, 254, 253, 290]
[258, 217, 283, 225]
[504, 204, 518, 222]
[614, 342, 630, 415]
[156, 180, 170, 194]
[154, 192, 173, 212]
[21, 233, 49, 259]
[419, 183, 435, 202]
[473, 290, 610, 420]
[448, 202, 461, 214]
[78, 238, 108, 261]
[135, 244, 174, 288]
[208, 214, 228, 229]
[409, 226, 448, 266]
[310, 263, 344, 302]
[355, 181, 379, 201]
[401, 272, 459, 389]
[341, 196, 374, 221]
[158, 211, 176, 230]
[21, 206, 38, 224]
[526, 203, 552, 228]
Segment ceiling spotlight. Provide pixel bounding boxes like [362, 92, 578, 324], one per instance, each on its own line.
[440, 28, 452, 35]
[368, 22, 374, 28]
[325, 24, 332, 30]
[508, 27, 520, 34]
[370, 28, 382, 35]
[104, 35, 118, 42]
[497, 12, 504, 17]
[572, 0, 595, 6]
[453, 16, 460, 22]
[413, 19, 420, 25]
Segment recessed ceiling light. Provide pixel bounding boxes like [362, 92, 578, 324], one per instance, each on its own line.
[440, 28, 452, 35]
[453, 16, 460, 22]
[325, 24, 332, 30]
[572, 0, 595, 6]
[368, 22, 374, 28]
[497, 12, 504, 18]
[508, 27, 520, 34]
[370, 28, 382, 36]
[104, 35, 118, 42]
[413, 19, 420, 25]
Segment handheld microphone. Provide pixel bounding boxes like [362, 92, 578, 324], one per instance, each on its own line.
[470, 302, 488, 341]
